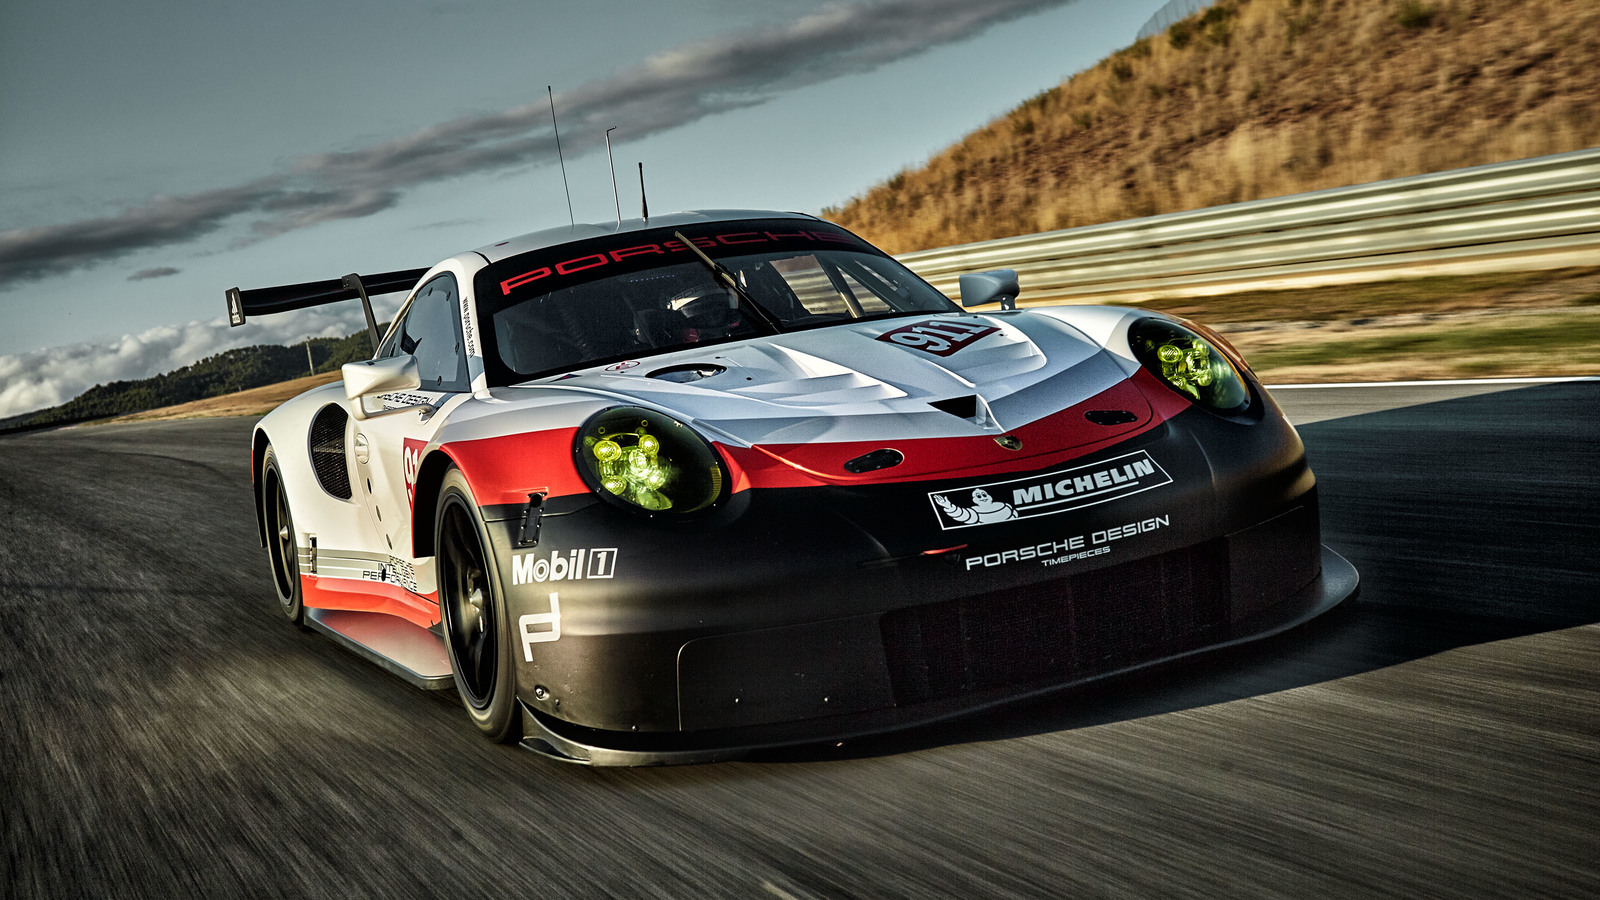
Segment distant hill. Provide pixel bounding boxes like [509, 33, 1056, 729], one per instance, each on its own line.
[825, 0, 1600, 253]
[1, 329, 377, 432]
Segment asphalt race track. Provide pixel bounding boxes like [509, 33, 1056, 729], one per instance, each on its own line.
[2, 381, 1595, 898]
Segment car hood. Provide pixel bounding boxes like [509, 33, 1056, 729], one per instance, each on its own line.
[494, 312, 1154, 477]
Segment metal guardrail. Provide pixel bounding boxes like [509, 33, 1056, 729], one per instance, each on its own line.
[894, 148, 1600, 307]
[1138, 0, 1217, 40]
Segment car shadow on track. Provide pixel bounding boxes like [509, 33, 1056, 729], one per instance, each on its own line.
[744, 602, 1575, 764]
[746, 381, 1600, 764]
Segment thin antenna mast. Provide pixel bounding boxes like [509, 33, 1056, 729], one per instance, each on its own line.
[638, 162, 649, 221]
[604, 127, 621, 226]
[547, 86, 574, 227]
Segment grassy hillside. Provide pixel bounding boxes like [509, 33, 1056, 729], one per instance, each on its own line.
[826, 0, 1600, 253]
[102, 371, 346, 424]
[3, 329, 377, 431]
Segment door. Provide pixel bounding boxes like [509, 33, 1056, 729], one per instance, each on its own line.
[350, 273, 472, 597]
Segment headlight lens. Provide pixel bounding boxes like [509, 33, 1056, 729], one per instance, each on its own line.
[573, 406, 727, 515]
[1128, 318, 1251, 413]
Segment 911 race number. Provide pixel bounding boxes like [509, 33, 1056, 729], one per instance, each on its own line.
[875, 319, 999, 357]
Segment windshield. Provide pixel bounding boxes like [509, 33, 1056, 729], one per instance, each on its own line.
[473, 219, 959, 385]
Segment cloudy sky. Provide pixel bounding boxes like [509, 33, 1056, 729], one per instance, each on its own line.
[0, 0, 1166, 418]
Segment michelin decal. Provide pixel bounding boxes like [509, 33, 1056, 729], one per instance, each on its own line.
[932, 488, 1017, 525]
[928, 450, 1172, 530]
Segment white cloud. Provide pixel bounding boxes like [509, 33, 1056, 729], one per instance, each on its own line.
[0, 302, 394, 419]
[0, 0, 1076, 290]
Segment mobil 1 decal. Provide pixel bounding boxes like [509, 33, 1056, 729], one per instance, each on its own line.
[928, 450, 1173, 530]
[876, 318, 998, 357]
[511, 547, 617, 585]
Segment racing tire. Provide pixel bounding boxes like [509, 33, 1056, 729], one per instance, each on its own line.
[435, 467, 521, 743]
[261, 445, 305, 626]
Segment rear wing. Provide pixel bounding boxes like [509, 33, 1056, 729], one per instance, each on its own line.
[225, 268, 428, 352]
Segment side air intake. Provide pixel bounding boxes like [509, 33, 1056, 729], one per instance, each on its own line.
[309, 405, 353, 500]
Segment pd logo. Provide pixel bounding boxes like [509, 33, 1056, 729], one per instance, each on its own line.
[402, 438, 426, 508]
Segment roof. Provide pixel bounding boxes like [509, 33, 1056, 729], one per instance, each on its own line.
[472, 209, 820, 263]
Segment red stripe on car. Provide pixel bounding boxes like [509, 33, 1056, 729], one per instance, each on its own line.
[302, 575, 439, 629]
[722, 369, 1188, 488]
[441, 427, 590, 503]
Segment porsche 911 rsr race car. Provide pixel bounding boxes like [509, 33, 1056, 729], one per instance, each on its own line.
[229, 209, 1358, 765]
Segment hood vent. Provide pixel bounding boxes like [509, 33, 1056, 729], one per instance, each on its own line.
[1085, 409, 1139, 426]
[648, 363, 725, 383]
[929, 395, 978, 420]
[843, 448, 904, 474]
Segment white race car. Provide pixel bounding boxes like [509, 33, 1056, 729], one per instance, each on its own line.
[230, 209, 1357, 765]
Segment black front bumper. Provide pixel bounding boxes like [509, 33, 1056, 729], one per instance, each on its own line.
[484, 401, 1352, 764]
[515, 544, 1358, 766]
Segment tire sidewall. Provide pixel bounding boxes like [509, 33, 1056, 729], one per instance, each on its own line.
[261, 445, 305, 625]
[435, 467, 521, 742]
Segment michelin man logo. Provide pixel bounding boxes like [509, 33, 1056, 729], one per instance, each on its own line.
[933, 488, 1019, 526]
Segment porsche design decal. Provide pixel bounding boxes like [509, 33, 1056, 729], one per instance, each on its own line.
[963, 515, 1171, 570]
[929, 450, 1172, 530]
[875, 319, 998, 357]
[381, 392, 433, 408]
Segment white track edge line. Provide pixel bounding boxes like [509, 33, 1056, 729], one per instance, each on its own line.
[1266, 375, 1600, 389]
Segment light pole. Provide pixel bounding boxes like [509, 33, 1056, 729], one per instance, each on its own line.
[605, 127, 620, 226]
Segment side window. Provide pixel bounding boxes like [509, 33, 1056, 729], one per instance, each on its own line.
[758, 254, 895, 318]
[765, 255, 839, 315]
[388, 275, 469, 392]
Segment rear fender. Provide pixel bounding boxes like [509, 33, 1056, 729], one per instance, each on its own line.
[251, 427, 272, 547]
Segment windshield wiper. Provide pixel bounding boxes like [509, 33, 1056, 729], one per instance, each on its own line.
[673, 230, 783, 334]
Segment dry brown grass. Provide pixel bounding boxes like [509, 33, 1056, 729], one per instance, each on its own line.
[1231, 305, 1600, 382]
[1147, 265, 1600, 322]
[101, 371, 342, 424]
[826, 0, 1600, 253]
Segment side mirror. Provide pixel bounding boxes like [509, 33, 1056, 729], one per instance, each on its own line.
[959, 269, 1020, 311]
[343, 356, 422, 420]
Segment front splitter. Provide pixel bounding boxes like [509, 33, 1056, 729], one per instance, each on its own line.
[515, 545, 1360, 766]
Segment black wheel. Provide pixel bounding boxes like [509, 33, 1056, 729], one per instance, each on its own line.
[261, 445, 305, 625]
[435, 467, 521, 742]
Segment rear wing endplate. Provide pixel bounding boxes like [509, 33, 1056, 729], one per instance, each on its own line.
[225, 267, 428, 352]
